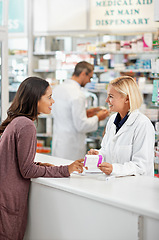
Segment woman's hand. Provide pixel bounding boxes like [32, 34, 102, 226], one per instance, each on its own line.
[35, 162, 55, 167]
[68, 159, 84, 174]
[87, 149, 99, 155]
[98, 162, 113, 175]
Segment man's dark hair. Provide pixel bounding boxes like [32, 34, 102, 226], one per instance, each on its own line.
[72, 61, 94, 77]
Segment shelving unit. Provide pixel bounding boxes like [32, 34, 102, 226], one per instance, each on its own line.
[33, 69, 56, 73]
[30, 34, 159, 153]
[151, 74, 159, 177]
[8, 53, 28, 102]
[32, 40, 159, 88]
[35, 114, 53, 154]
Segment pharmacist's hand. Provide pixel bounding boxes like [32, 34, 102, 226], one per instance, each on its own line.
[98, 162, 113, 175]
[87, 149, 99, 155]
[36, 162, 55, 167]
[97, 109, 110, 121]
[68, 159, 84, 174]
[86, 107, 101, 117]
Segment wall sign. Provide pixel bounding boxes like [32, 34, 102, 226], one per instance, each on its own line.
[0, 1, 3, 26]
[90, 0, 159, 32]
[8, 0, 25, 33]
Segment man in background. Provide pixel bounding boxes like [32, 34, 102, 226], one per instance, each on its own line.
[52, 61, 109, 160]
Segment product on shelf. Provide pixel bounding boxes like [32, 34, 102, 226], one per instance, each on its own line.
[76, 33, 156, 54]
[143, 33, 153, 51]
[153, 29, 159, 49]
[153, 40, 159, 49]
[36, 147, 51, 154]
[36, 140, 51, 154]
[151, 58, 159, 75]
[152, 80, 159, 105]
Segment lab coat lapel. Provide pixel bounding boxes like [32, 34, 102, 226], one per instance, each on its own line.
[114, 110, 140, 138]
[115, 122, 130, 137]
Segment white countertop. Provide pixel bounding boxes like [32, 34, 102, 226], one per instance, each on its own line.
[33, 153, 159, 220]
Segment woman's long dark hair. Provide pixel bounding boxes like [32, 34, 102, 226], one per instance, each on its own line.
[0, 76, 49, 135]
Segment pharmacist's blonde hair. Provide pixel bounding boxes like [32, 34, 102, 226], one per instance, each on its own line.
[109, 76, 143, 112]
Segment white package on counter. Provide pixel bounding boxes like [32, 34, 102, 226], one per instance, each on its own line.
[84, 155, 103, 173]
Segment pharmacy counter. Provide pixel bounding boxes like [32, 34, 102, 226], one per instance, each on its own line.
[24, 153, 159, 240]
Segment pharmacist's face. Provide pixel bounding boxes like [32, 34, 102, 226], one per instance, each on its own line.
[106, 85, 129, 119]
[37, 86, 54, 114]
[82, 70, 93, 87]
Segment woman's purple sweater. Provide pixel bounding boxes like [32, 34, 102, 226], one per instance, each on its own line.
[0, 116, 70, 240]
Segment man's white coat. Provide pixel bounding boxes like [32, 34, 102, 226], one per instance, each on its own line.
[52, 80, 98, 160]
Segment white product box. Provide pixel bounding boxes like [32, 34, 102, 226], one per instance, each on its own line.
[143, 33, 153, 51]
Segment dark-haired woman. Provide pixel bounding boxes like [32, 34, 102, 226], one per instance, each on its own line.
[0, 77, 84, 240]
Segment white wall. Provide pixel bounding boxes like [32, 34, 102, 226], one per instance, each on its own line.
[33, 0, 88, 33]
[154, 0, 159, 22]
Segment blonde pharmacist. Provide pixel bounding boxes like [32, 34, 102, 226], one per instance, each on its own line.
[88, 76, 155, 177]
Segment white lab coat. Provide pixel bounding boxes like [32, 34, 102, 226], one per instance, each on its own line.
[99, 110, 155, 176]
[52, 80, 98, 160]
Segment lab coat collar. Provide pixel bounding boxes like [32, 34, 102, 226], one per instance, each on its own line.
[113, 109, 140, 137]
[114, 112, 129, 133]
[66, 79, 81, 89]
[125, 109, 140, 126]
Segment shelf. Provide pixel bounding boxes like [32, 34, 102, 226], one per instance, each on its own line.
[36, 133, 52, 137]
[33, 51, 91, 56]
[92, 68, 152, 73]
[33, 51, 57, 56]
[95, 50, 159, 55]
[149, 74, 159, 79]
[34, 68, 153, 74]
[34, 68, 108, 73]
[38, 114, 53, 119]
[33, 69, 56, 73]
[33, 50, 159, 56]
[94, 69, 108, 73]
[9, 54, 28, 58]
[86, 136, 101, 142]
[151, 104, 159, 108]
[119, 69, 152, 73]
[87, 89, 107, 93]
